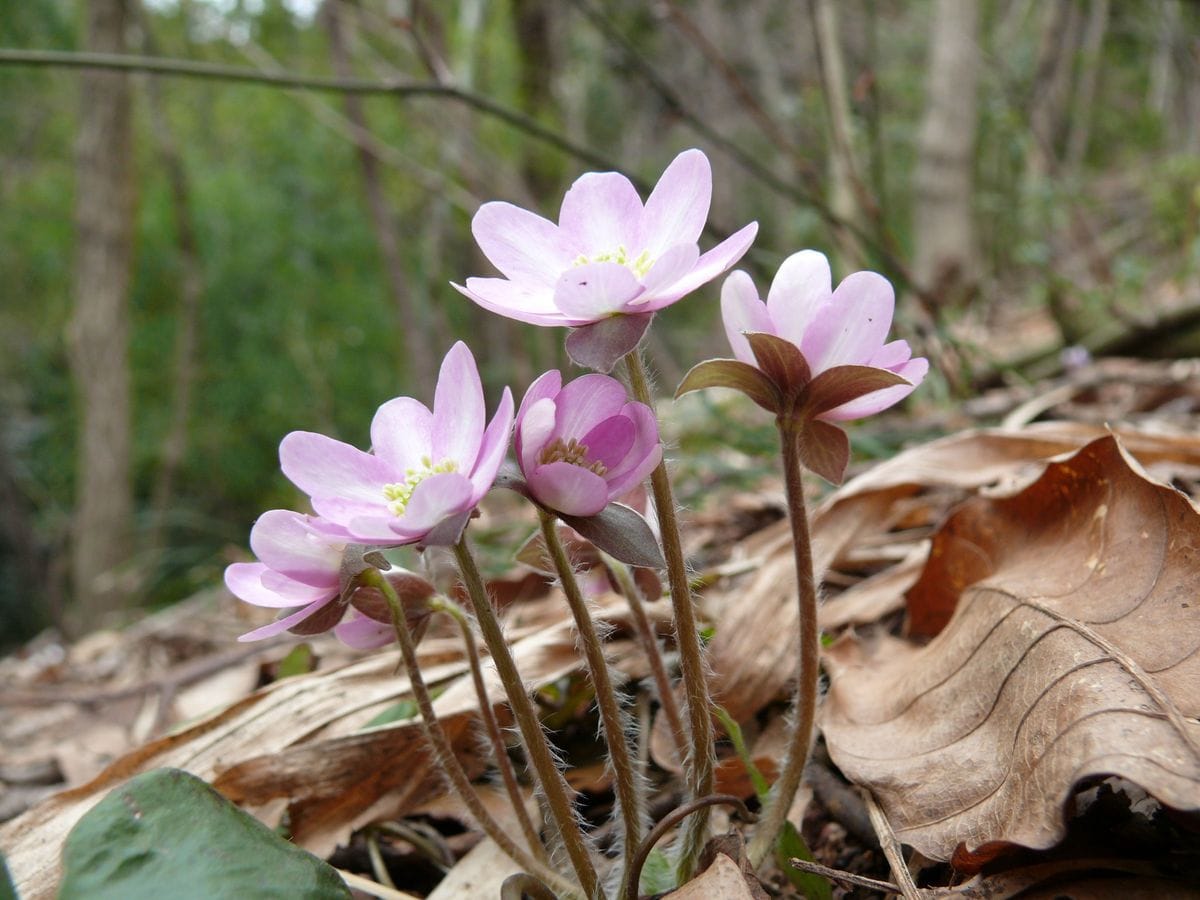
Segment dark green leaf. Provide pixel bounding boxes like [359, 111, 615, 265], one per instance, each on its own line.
[777, 822, 833, 900]
[801, 365, 908, 417]
[675, 357, 781, 414]
[59, 768, 351, 900]
[560, 502, 666, 569]
[0, 851, 17, 900]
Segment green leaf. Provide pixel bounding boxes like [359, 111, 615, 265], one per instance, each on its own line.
[800, 365, 908, 417]
[777, 821, 832, 900]
[560, 502, 666, 569]
[746, 332, 811, 397]
[638, 848, 676, 896]
[675, 358, 781, 413]
[0, 851, 18, 900]
[275, 643, 315, 679]
[363, 699, 419, 728]
[59, 768, 351, 900]
[712, 705, 771, 802]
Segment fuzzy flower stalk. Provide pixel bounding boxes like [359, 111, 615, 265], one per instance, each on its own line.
[678, 250, 927, 869]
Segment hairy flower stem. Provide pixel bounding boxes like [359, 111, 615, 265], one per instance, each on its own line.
[538, 510, 643, 895]
[623, 350, 715, 883]
[451, 538, 603, 899]
[746, 421, 821, 868]
[362, 570, 575, 897]
[431, 596, 547, 864]
[600, 551, 687, 766]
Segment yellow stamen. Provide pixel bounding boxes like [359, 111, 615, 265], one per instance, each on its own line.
[538, 438, 608, 476]
[382, 456, 459, 516]
[573, 245, 654, 279]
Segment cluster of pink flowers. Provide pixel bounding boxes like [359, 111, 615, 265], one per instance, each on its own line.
[227, 148, 926, 643]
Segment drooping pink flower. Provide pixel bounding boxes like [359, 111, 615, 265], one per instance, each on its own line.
[224, 509, 433, 644]
[515, 371, 662, 518]
[720, 250, 928, 420]
[454, 149, 758, 370]
[279, 342, 514, 546]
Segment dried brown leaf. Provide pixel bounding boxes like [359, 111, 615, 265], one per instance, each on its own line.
[823, 436, 1200, 861]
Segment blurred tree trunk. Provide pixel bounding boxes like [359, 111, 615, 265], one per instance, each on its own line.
[1064, 0, 1109, 174]
[322, 0, 438, 390]
[67, 0, 135, 628]
[810, 0, 867, 269]
[1026, 0, 1081, 181]
[912, 0, 981, 307]
[1148, 0, 1181, 118]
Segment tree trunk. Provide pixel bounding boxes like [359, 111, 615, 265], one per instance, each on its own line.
[1026, 0, 1081, 182]
[912, 0, 981, 307]
[67, 0, 136, 629]
[1064, 0, 1109, 174]
[322, 0, 439, 390]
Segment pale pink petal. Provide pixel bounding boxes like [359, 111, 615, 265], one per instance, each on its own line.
[645, 221, 758, 309]
[558, 171, 642, 252]
[310, 496, 387, 527]
[801, 271, 895, 373]
[432, 342, 484, 471]
[453, 279, 566, 326]
[335, 613, 395, 650]
[469, 386, 515, 501]
[632, 243, 700, 302]
[280, 431, 391, 502]
[471, 201, 580, 287]
[516, 370, 562, 437]
[638, 149, 712, 257]
[225, 562, 332, 608]
[528, 462, 610, 517]
[344, 514, 420, 545]
[518, 397, 558, 475]
[720, 270, 771, 366]
[871, 339, 914, 369]
[602, 403, 663, 497]
[248, 509, 341, 586]
[237, 594, 338, 642]
[371, 397, 433, 473]
[580, 414, 635, 470]
[554, 373, 629, 439]
[820, 358, 928, 422]
[553, 262, 644, 319]
[767, 250, 832, 348]
[392, 471, 475, 535]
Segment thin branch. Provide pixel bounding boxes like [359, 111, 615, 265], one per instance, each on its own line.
[787, 858, 900, 894]
[863, 788, 921, 900]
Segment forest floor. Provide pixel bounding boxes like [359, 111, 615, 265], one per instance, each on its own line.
[3, 344, 1200, 899]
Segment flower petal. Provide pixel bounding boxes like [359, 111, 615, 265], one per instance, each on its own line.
[580, 414, 636, 471]
[767, 249, 832, 348]
[518, 396, 558, 476]
[248, 510, 342, 587]
[553, 262, 644, 319]
[371, 397, 433, 474]
[801, 271, 895, 372]
[558, 171, 642, 253]
[343, 514, 422, 545]
[280, 431, 392, 503]
[237, 594, 338, 642]
[721, 270, 772, 366]
[650, 221, 759, 307]
[453, 279, 566, 326]
[602, 403, 662, 497]
[393, 471, 475, 535]
[432, 342, 484, 471]
[469, 386, 515, 502]
[870, 339, 913, 370]
[528, 461, 611, 517]
[633, 243, 700, 303]
[334, 613, 396, 650]
[516, 370, 562, 443]
[638, 149, 711, 257]
[554, 373, 630, 439]
[820, 357, 927, 421]
[471, 201, 580, 287]
[225, 562, 333, 608]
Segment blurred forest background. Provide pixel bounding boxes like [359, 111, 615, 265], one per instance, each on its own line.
[2, 0, 1199, 649]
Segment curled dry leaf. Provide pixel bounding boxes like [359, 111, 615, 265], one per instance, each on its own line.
[823, 436, 1200, 861]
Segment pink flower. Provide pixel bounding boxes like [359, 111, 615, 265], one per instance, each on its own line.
[515, 371, 662, 518]
[279, 342, 514, 546]
[224, 509, 433, 645]
[454, 149, 758, 370]
[720, 250, 927, 420]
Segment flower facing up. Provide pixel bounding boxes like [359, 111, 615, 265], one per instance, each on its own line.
[455, 149, 758, 370]
[678, 250, 928, 483]
[515, 371, 662, 519]
[279, 342, 514, 547]
[224, 509, 433, 645]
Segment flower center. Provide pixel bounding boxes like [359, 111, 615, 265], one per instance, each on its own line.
[538, 437, 608, 476]
[382, 456, 459, 516]
[574, 245, 654, 279]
